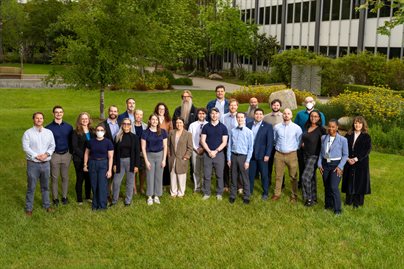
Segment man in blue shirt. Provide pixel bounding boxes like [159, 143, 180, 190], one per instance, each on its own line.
[206, 85, 229, 121]
[294, 96, 326, 189]
[200, 107, 228, 200]
[227, 112, 253, 204]
[46, 105, 73, 206]
[272, 108, 302, 203]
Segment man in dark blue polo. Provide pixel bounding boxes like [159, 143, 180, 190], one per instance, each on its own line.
[46, 105, 73, 206]
[246, 108, 274, 200]
[200, 107, 228, 200]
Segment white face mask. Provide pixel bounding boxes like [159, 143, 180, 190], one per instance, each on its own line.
[96, 131, 105, 138]
[306, 102, 314, 110]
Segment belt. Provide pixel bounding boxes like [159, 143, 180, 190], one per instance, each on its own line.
[92, 158, 107, 161]
[324, 158, 341, 161]
[55, 151, 68, 154]
[232, 152, 246, 156]
[276, 150, 296, 154]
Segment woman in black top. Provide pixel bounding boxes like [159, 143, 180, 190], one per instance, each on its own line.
[111, 118, 140, 206]
[71, 112, 94, 204]
[300, 110, 326, 206]
[342, 116, 371, 208]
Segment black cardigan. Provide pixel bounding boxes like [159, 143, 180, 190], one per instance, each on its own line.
[113, 132, 140, 173]
[72, 129, 94, 163]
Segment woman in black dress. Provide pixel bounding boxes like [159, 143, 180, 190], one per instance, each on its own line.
[342, 116, 371, 208]
[300, 110, 326, 206]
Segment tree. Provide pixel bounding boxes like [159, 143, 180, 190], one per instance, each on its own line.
[361, 0, 404, 35]
[252, 33, 280, 71]
[52, 0, 162, 119]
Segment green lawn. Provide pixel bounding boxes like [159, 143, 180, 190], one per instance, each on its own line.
[0, 89, 403, 268]
[0, 63, 64, 75]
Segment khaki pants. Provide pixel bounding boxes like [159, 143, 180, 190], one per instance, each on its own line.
[274, 151, 298, 198]
[51, 152, 71, 199]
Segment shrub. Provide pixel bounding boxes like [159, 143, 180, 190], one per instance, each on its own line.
[245, 72, 270, 85]
[370, 125, 404, 155]
[327, 87, 404, 127]
[316, 103, 346, 122]
[154, 70, 175, 85]
[342, 84, 374, 93]
[133, 73, 170, 91]
[235, 66, 248, 80]
[292, 89, 318, 105]
[172, 77, 193, 86]
[385, 58, 404, 91]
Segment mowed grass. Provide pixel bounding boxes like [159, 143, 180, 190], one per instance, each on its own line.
[0, 88, 403, 268]
[0, 63, 64, 75]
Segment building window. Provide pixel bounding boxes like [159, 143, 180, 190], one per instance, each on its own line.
[278, 5, 283, 24]
[352, 0, 360, 19]
[265, 6, 271, 24]
[287, 3, 294, 23]
[259, 7, 264, 24]
[320, 46, 328, 55]
[332, 0, 341, 20]
[329, 46, 337, 57]
[302, 1, 310, 22]
[377, 47, 388, 55]
[241, 10, 246, 22]
[271, 6, 277, 24]
[310, 0, 317, 21]
[322, 0, 331, 21]
[341, 0, 351, 20]
[379, 2, 391, 17]
[389, 48, 401, 59]
[349, 47, 357, 54]
[295, 2, 301, 23]
[339, 47, 348, 57]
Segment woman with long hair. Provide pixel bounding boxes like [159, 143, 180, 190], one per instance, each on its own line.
[342, 116, 372, 208]
[141, 114, 168, 205]
[168, 117, 193, 198]
[301, 110, 326, 207]
[154, 102, 172, 187]
[83, 124, 114, 210]
[72, 112, 94, 204]
[318, 119, 348, 215]
[111, 118, 140, 206]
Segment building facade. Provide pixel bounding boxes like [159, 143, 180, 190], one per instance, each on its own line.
[224, 0, 403, 69]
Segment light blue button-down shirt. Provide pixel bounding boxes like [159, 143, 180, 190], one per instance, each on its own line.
[273, 121, 302, 153]
[227, 126, 254, 163]
[251, 120, 262, 140]
[107, 118, 119, 139]
[222, 112, 238, 131]
[22, 126, 56, 162]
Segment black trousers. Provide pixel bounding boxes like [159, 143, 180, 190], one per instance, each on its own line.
[345, 194, 365, 207]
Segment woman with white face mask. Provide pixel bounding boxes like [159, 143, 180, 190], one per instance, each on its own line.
[83, 124, 114, 210]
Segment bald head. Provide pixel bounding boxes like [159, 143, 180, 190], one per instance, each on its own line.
[282, 108, 293, 123]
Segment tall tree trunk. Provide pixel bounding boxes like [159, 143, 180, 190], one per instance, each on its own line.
[99, 86, 105, 120]
[0, 15, 4, 63]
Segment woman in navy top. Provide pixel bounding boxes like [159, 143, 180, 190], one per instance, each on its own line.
[141, 114, 168, 205]
[301, 110, 326, 207]
[84, 124, 114, 210]
[72, 112, 94, 204]
[318, 119, 348, 215]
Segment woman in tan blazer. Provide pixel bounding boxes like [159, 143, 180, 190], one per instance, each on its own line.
[168, 117, 193, 198]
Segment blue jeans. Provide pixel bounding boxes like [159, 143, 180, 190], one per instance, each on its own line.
[249, 158, 269, 196]
[89, 159, 108, 210]
[322, 160, 342, 213]
[25, 161, 51, 211]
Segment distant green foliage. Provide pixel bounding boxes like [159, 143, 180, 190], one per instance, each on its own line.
[370, 125, 404, 155]
[245, 72, 270, 85]
[172, 77, 193, 86]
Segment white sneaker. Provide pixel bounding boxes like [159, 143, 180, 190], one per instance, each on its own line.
[238, 188, 243, 195]
[154, 196, 160, 204]
[202, 195, 210, 200]
[147, 197, 153, 206]
[216, 195, 223, 201]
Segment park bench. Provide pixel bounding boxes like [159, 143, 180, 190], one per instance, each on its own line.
[0, 66, 22, 79]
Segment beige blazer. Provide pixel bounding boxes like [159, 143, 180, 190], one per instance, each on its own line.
[168, 130, 193, 174]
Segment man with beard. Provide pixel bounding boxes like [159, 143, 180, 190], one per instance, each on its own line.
[294, 96, 325, 189]
[206, 85, 229, 121]
[263, 99, 283, 187]
[102, 105, 120, 142]
[118, 98, 136, 127]
[246, 97, 259, 120]
[172, 90, 197, 129]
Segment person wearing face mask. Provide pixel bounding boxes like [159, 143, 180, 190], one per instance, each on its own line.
[83, 124, 114, 210]
[318, 119, 348, 215]
[342, 116, 371, 208]
[111, 118, 140, 206]
[294, 97, 326, 190]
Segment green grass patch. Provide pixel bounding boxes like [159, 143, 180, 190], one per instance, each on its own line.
[0, 89, 403, 268]
[0, 63, 64, 74]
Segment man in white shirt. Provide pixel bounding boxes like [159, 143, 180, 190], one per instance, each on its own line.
[22, 112, 56, 216]
[188, 108, 208, 192]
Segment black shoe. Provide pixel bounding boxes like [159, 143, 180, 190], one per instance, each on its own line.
[229, 197, 235, 204]
[53, 199, 59, 207]
[62, 197, 69, 205]
[124, 203, 130, 207]
[304, 200, 314, 207]
[243, 199, 250, 204]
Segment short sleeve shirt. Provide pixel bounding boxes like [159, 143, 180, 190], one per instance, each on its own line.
[86, 138, 114, 160]
[141, 129, 167, 152]
[201, 122, 228, 150]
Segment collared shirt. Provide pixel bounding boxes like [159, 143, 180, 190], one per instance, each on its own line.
[45, 120, 73, 153]
[188, 120, 208, 150]
[201, 121, 228, 150]
[107, 118, 119, 140]
[274, 121, 302, 153]
[263, 111, 283, 127]
[227, 126, 254, 162]
[251, 120, 262, 140]
[215, 99, 226, 116]
[22, 126, 55, 162]
[221, 112, 238, 131]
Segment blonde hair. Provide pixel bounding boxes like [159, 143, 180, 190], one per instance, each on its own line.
[115, 118, 132, 143]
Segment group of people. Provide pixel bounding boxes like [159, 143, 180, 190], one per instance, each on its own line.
[22, 86, 372, 215]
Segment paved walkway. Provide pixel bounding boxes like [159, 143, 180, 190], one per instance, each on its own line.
[172, 75, 242, 92]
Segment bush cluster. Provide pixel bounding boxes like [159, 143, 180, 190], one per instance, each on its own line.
[172, 77, 193, 86]
[370, 125, 404, 155]
[133, 72, 170, 91]
[229, 84, 314, 105]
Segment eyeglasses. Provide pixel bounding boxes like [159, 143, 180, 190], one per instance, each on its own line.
[122, 123, 131, 126]
[182, 95, 191, 98]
